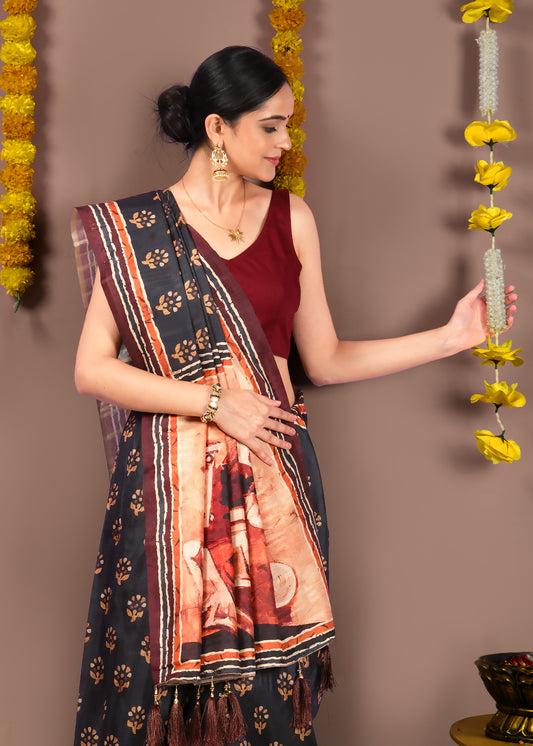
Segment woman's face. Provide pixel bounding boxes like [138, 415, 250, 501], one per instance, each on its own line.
[222, 83, 294, 182]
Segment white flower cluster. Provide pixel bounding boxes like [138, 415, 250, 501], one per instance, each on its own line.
[483, 247, 507, 334]
[477, 28, 499, 117]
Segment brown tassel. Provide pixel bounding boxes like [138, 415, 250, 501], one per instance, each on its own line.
[168, 686, 187, 746]
[319, 645, 336, 694]
[186, 686, 202, 746]
[202, 680, 221, 746]
[216, 683, 229, 741]
[291, 663, 312, 731]
[145, 686, 165, 746]
[227, 688, 247, 742]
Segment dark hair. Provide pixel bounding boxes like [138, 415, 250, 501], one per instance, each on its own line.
[157, 46, 287, 149]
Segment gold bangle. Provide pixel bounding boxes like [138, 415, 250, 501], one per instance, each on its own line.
[200, 382, 222, 423]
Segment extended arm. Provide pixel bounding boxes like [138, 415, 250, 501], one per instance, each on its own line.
[290, 195, 517, 386]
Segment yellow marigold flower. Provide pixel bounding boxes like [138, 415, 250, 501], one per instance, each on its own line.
[0, 163, 33, 190]
[474, 429, 521, 464]
[0, 190, 36, 215]
[0, 264, 35, 297]
[474, 160, 511, 191]
[288, 78, 304, 103]
[270, 8, 306, 31]
[278, 148, 307, 177]
[471, 339, 524, 367]
[461, 0, 513, 23]
[1, 215, 35, 242]
[0, 240, 33, 266]
[0, 64, 37, 94]
[290, 100, 306, 128]
[2, 112, 35, 140]
[288, 126, 306, 150]
[0, 40, 36, 66]
[274, 174, 306, 198]
[471, 380, 526, 408]
[0, 14, 36, 41]
[1, 138, 36, 165]
[468, 204, 512, 232]
[4, 0, 38, 12]
[273, 51, 304, 80]
[271, 30, 303, 56]
[0, 92, 35, 117]
[464, 119, 516, 146]
[272, 0, 304, 9]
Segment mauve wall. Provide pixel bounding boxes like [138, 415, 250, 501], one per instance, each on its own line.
[1, 2, 532, 745]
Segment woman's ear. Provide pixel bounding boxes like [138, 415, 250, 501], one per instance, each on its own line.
[204, 113, 227, 147]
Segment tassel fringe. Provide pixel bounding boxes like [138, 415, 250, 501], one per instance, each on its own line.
[202, 680, 222, 746]
[291, 663, 312, 731]
[145, 687, 165, 746]
[186, 686, 202, 746]
[226, 689, 247, 742]
[319, 645, 336, 693]
[168, 686, 187, 746]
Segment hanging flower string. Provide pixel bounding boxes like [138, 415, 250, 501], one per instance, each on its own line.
[460, 0, 524, 464]
[0, 0, 37, 310]
[270, 0, 307, 197]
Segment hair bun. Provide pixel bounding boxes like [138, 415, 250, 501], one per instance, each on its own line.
[157, 84, 194, 144]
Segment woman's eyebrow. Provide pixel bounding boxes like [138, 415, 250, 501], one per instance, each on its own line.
[258, 114, 290, 122]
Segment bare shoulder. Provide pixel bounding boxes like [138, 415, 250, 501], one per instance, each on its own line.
[288, 192, 320, 260]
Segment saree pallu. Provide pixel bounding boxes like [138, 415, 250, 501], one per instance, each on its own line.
[72, 190, 334, 744]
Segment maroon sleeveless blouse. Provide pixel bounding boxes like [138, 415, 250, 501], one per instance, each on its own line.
[221, 189, 301, 359]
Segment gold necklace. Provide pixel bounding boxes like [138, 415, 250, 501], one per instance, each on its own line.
[181, 179, 246, 243]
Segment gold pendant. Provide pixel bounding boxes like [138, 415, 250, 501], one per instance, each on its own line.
[228, 228, 244, 243]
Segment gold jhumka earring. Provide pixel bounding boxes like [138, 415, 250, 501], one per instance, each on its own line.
[210, 143, 229, 181]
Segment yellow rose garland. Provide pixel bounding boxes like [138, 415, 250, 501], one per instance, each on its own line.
[0, 0, 37, 309]
[460, 1, 524, 463]
[270, 0, 306, 197]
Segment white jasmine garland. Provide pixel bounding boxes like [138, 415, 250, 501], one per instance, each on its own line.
[477, 28, 499, 117]
[483, 247, 507, 334]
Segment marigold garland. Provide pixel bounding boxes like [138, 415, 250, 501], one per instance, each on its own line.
[0, 0, 37, 308]
[460, 2, 524, 463]
[270, 0, 306, 197]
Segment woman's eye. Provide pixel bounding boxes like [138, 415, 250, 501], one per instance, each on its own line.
[263, 126, 277, 134]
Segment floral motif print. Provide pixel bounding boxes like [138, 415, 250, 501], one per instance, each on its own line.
[171, 340, 197, 364]
[140, 635, 150, 663]
[126, 595, 147, 623]
[89, 657, 104, 685]
[112, 519, 122, 546]
[126, 450, 140, 476]
[113, 664, 132, 693]
[107, 483, 118, 510]
[80, 726, 99, 746]
[276, 671, 293, 701]
[155, 290, 182, 315]
[129, 210, 156, 228]
[129, 489, 143, 516]
[105, 626, 117, 652]
[141, 248, 169, 269]
[234, 678, 253, 697]
[115, 557, 132, 585]
[254, 705, 269, 734]
[195, 327, 209, 350]
[126, 706, 146, 734]
[100, 587, 112, 614]
[184, 278, 199, 300]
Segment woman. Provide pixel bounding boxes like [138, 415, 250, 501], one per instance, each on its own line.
[72, 46, 516, 746]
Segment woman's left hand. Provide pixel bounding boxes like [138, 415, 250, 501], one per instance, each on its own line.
[447, 279, 518, 351]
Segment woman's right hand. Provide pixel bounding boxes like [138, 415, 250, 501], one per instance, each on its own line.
[213, 389, 297, 466]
